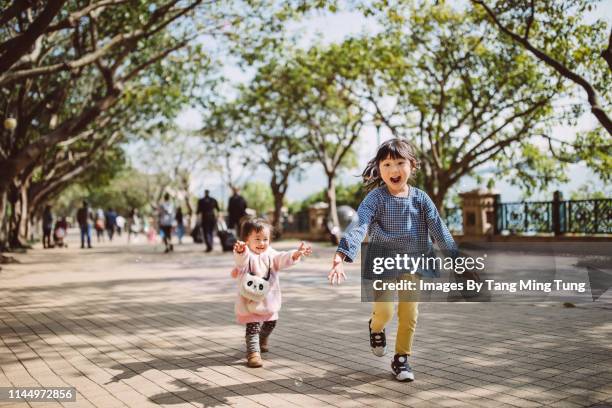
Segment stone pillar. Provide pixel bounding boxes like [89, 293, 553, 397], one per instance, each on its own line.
[460, 189, 499, 236]
[308, 202, 329, 241]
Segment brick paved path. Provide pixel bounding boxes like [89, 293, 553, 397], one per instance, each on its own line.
[1, 235, 611, 408]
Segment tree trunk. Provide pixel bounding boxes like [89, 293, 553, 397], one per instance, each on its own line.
[271, 189, 284, 238]
[9, 180, 30, 248]
[184, 197, 193, 230]
[179, 174, 193, 229]
[424, 178, 447, 212]
[431, 191, 446, 212]
[326, 174, 340, 229]
[0, 189, 9, 251]
[422, 165, 448, 211]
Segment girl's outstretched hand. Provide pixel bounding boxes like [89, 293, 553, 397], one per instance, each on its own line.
[328, 252, 347, 285]
[234, 240, 247, 254]
[292, 241, 313, 261]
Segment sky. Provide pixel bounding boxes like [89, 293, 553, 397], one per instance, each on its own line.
[132, 3, 612, 206]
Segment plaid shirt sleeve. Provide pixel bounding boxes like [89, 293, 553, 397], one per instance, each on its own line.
[421, 192, 458, 257]
[336, 190, 379, 263]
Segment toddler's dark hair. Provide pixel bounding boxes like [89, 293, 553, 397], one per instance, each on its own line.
[240, 217, 272, 241]
[362, 138, 421, 193]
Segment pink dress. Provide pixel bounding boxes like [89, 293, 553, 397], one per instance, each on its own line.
[232, 247, 299, 324]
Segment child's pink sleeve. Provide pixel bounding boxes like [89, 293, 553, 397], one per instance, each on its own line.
[271, 248, 299, 271]
[234, 247, 249, 267]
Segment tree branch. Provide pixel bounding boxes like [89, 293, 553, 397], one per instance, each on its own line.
[0, 28, 145, 86]
[452, 97, 550, 175]
[0, 0, 37, 26]
[45, 0, 129, 33]
[0, 0, 67, 74]
[602, 29, 612, 73]
[472, 0, 612, 135]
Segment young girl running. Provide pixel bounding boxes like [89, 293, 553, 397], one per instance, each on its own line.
[328, 138, 458, 382]
[232, 218, 312, 368]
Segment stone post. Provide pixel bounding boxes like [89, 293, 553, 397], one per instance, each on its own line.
[552, 190, 564, 236]
[308, 202, 330, 241]
[459, 189, 499, 236]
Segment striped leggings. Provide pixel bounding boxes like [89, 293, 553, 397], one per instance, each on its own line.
[245, 320, 276, 353]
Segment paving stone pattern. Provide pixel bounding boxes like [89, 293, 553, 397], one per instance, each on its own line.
[0, 235, 611, 407]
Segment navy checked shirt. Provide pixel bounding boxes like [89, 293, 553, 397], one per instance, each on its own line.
[337, 186, 458, 278]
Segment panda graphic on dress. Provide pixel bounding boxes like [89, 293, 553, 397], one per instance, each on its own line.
[231, 218, 312, 368]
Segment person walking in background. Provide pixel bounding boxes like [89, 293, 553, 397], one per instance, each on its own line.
[94, 208, 105, 242]
[53, 216, 68, 248]
[42, 205, 54, 249]
[76, 201, 93, 249]
[158, 193, 175, 253]
[175, 207, 185, 245]
[127, 208, 141, 243]
[197, 189, 219, 252]
[105, 208, 117, 241]
[115, 214, 125, 236]
[146, 217, 157, 244]
[228, 186, 248, 238]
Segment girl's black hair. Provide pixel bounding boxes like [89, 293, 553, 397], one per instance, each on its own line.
[361, 138, 421, 193]
[240, 217, 272, 241]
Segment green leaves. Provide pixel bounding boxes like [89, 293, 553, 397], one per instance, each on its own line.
[472, 0, 611, 133]
[241, 181, 274, 215]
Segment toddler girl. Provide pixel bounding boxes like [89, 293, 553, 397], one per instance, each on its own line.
[328, 138, 458, 381]
[232, 218, 312, 367]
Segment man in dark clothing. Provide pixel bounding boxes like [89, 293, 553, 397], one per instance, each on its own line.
[42, 205, 54, 249]
[76, 200, 93, 249]
[227, 187, 248, 237]
[196, 189, 219, 252]
[105, 208, 117, 241]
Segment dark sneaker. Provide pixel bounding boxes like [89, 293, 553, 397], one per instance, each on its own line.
[391, 354, 414, 382]
[369, 319, 387, 357]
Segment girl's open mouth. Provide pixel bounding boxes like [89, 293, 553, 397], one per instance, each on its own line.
[390, 176, 401, 183]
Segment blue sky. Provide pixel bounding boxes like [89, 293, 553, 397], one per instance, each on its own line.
[136, 3, 612, 205]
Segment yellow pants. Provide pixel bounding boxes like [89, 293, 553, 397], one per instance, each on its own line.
[370, 274, 419, 355]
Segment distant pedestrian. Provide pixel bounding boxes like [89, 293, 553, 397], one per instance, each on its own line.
[127, 208, 141, 243]
[146, 217, 157, 243]
[94, 208, 105, 242]
[42, 205, 54, 249]
[158, 193, 175, 253]
[116, 215, 126, 236]
[105, 208, 117, 241]
[53, 217, 68, 248]
[228, 186, 248, 238]
[76, 201, 93, 249]
[197, 189, 219, 252]
[175, 207, 185, 244]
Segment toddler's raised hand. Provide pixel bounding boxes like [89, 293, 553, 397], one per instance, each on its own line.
[292, 241, 312, 261]
[328, 252, 347, 286]
[234, 240, 247, 254]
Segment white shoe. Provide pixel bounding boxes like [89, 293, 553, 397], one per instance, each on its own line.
[369, 319, 387, 357]
[392, 354, 415, 382]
